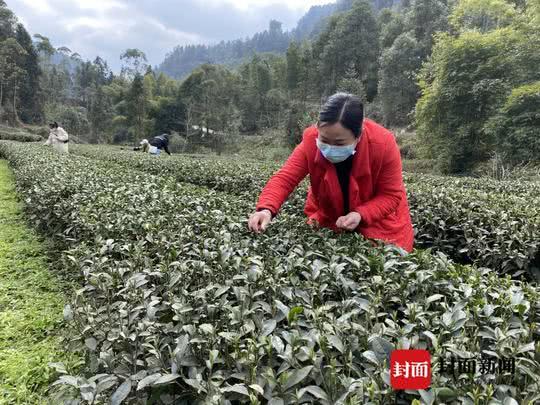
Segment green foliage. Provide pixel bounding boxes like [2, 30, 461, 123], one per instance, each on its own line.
[378, 8, 407, 49]
[406, 0, 450, 58]
[378, 32, 422, 126]
[0, 126, 41, 142]
[148, 96, 186, 136]
[14, 24, 43, 124]
[314, 0, 380, 100]
[120, 48, 148, 79]
[449, 0, 517, 32]
[126, 73, 147, 141]
[237, 55, 289, 132]
[416, 28, 522, 173]
[0, 159, 79, 403]
[1, 142, 539, 404]
[45, 103, 90, 136]
[285, 102, 319, 147]
[70, 144, 540, 278]
[179, 64, 240, 149]
[158, 20, 292, 80]
[0, 37, 27, 124]
[88, 85, 113, 143]
[485, 81, 540, 165]
[32, 33, 55, 57]
[406, 173, 540, 276]
[416, 0, 540, 173]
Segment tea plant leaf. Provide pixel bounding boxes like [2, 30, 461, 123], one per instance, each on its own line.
[222, 384, 250, 396]
[262, 320, 277, 337]
[283, 366, 313, 390]
[154, 374, 180, 386]
[85, 337, 97, 351]
[110, 380, 132, 405]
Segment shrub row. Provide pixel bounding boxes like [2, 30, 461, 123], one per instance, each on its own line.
[71, 145, 540, 279]
[0, 127, 43, 142]
[2, 141, 540, 404]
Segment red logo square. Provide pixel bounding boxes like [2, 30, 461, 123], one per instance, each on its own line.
[390, 350, 431, 390]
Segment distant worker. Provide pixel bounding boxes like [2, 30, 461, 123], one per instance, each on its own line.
[248, 92, 414, 253]
[149, 133, 171, 156]
[140, 139, 150, 153]
[133, 139, 149, 152]
[44, 122, 69, 154]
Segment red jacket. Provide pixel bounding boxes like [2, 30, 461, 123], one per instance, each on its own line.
[256, 119, 414, 252]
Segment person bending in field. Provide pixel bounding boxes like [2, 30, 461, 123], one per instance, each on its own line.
[44, 122, 69, 154]
[148, 133, 171, 156]
[134, 139, 150, 152]
[248, 92, 414, 253]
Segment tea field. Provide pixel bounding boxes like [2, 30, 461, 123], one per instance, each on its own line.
[0, 140, 539, 404]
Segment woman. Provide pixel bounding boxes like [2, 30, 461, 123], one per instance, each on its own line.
[149, 133, 172, 156]
[139, 139, 150, 153]
[248, 93, 414, 252]
[44, 122, 69, 154]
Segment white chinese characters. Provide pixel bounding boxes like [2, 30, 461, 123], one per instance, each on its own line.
[392, 361, 430, 379]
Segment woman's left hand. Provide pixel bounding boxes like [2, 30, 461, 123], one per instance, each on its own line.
[336, 212, 362, 231]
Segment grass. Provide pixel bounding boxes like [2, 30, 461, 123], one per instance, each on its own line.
[0, 160, 77, 404]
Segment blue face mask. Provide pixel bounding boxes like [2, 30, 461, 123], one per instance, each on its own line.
[316, 138, 357, 163]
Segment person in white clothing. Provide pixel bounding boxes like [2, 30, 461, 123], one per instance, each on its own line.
[44, 122, 69, 154]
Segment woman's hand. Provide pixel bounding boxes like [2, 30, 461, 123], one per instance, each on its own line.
[336, 212, 362, 231]
[248, 210, 272, 233]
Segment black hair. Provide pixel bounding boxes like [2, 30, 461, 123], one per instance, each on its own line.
[49, 122, 59, 129]
[318, 92, 364, 138]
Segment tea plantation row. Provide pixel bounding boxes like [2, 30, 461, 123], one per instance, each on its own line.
[0, 126, 43, 142]
[1, 141, 539, 404]
[71, 145, 540, 279]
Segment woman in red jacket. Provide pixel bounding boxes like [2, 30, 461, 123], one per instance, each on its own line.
[248, 92, 414, 252]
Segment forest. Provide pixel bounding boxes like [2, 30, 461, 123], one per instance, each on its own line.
[0, 0, 539, 173]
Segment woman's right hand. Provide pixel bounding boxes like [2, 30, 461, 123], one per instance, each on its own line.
[248, 210, 272, 233]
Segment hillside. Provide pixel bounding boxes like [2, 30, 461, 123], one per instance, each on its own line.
[157, 0, 400, 79]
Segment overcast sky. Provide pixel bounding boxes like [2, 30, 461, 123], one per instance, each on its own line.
[7, 0, 332, 71]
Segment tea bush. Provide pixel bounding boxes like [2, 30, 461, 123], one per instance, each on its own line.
[0, 126, 42, 142]
[71, 145, 540, 279]
[1, 141, 539, 404]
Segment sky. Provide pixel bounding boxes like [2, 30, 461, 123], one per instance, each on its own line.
[7, 0, 332, 72]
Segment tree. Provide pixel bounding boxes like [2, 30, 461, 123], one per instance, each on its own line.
[337, 64, 367, 101]
[378, 8, 407, 49]
[148, 95, 185, 135]
[0, 38, 27, 124]
[120, 48, 148, 80]
[179, 64, 240, 150]
[0, 1, 17, 40]
[449, 0, 516, 32]
[33, 34, 55, 58]
[485, 81, 540, 164]
[416, 0, 540, 172]
[93, 56, 112, 86]
[126, 73, 147, 141]
[378, 33, 423, 126]
[15, 24, 43, 123]
[45, 104, 90, 135]
[406, 0, 450, 58]
[416, 29, 524, 172]
[238, 55, 274, 132]
[286, 42, 301, 94]
[57, 46, 72, 56]
[88, 85, 112, 143]
[314, 0, 380, 100]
